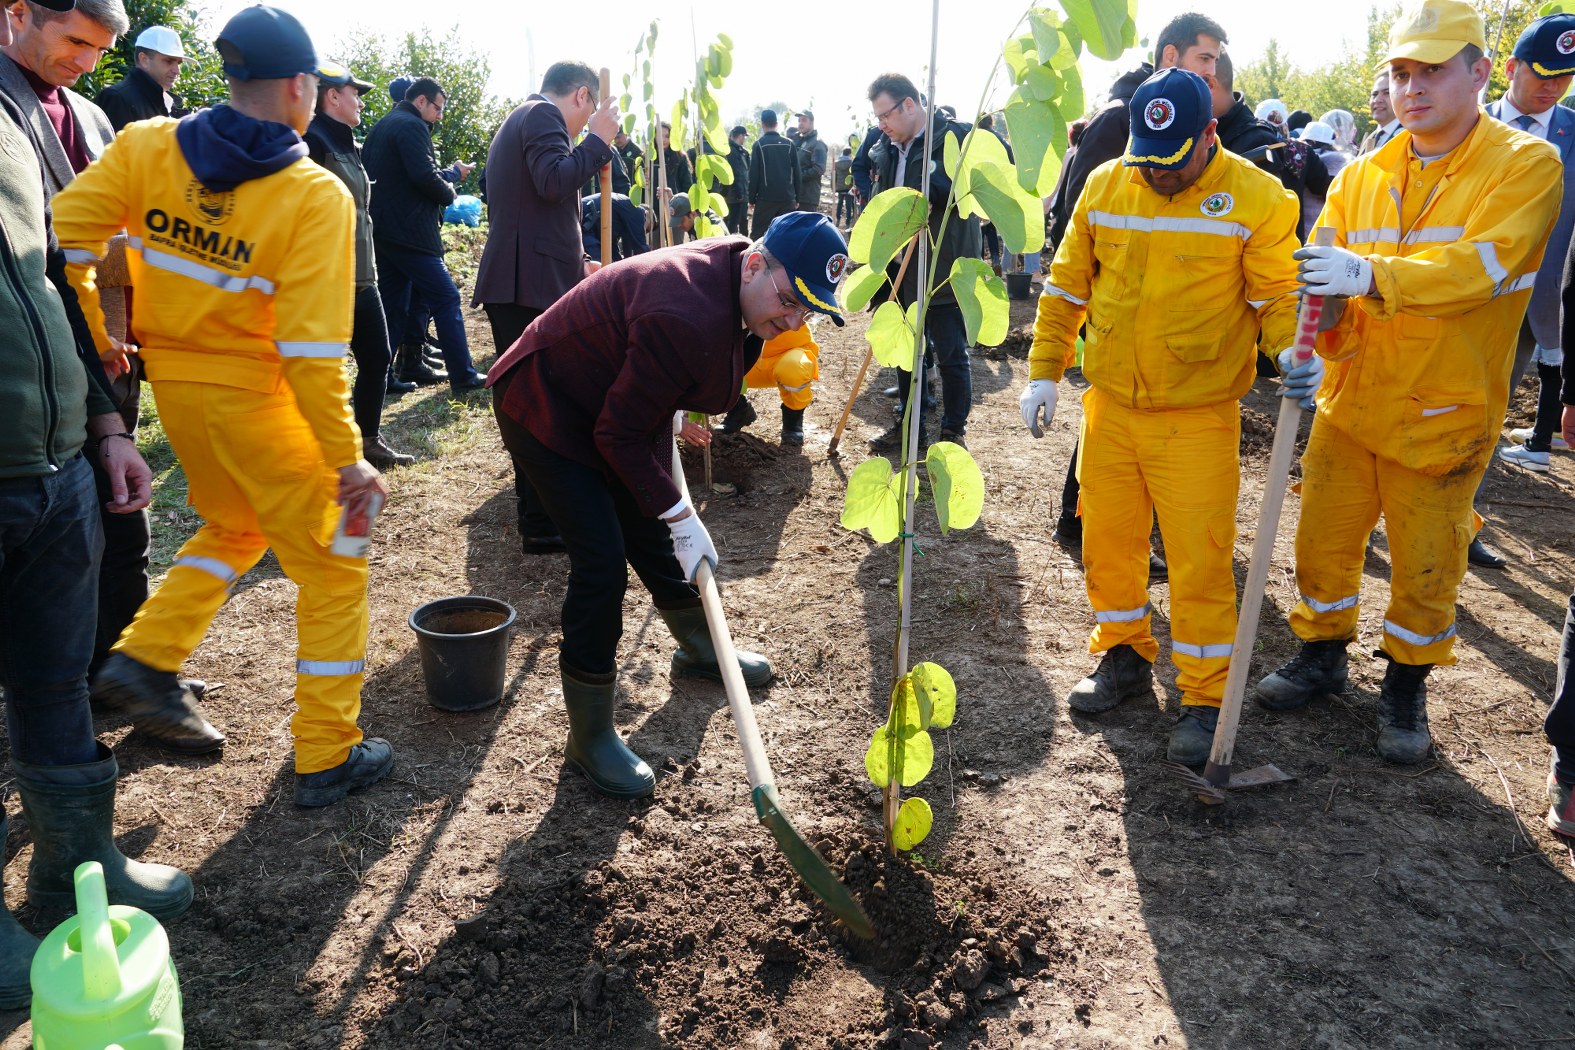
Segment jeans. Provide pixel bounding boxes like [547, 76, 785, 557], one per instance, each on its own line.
[90, 358, 149, 675]
[351, 285, 392, 443]
[836, 191, 857, 226]
[374, 243, 480, 385]
[0, 453, 102, 766]
[1551, 590, 1575, 783]
[896, 301, 971, 435]
[493, 413, 697, 675]
[486, 317, 556, 539]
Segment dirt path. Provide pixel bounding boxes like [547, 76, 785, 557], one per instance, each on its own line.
[4, 288, 1574, 1049]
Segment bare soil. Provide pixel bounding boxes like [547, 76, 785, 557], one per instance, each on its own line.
[5, 273, 1575, 1050]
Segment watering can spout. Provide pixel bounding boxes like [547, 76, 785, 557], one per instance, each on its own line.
[73, 861, 124, 1000]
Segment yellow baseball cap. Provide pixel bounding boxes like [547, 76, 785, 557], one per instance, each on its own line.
[1386, 0, 1486, 65]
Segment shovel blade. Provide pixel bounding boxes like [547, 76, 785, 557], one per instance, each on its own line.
[753, 785, 874, 940]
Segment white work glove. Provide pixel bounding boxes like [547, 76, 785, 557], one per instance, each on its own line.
[1293, 244, 1372, 298]
[1019, 379, 1059, 438]
[664, 499, 717, 583]
[673, 410, 685, 436]
[1276, 347, 1324, 412]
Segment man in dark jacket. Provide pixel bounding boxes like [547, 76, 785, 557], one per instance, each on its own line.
[723, 125, 749, 224]
[581, 192, 649, 261]
[867, 73, 982, 448]
[1209, 51, 1287, 177]
[749, 108, 800, 237]
[658, 121, 692, 196]
[834, 146, 856, 226]
[472, 61, 617, 553]
[485, 212, 847, 799]
[794, 110, 828, 212]
[850, 124, 882, 205]
[362, 75, 485, 393]
[95, 24, 185, 130]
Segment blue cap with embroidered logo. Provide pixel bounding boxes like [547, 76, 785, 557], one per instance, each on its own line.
[761, 212, 849, 327]
[1124, 67, 1213, 170]
[215, 5, 317, 82]
[1515, 13, 1575, 79]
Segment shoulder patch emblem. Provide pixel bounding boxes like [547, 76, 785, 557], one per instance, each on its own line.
[185, 180, 235, 227]
[1201, 192, 1234, 218]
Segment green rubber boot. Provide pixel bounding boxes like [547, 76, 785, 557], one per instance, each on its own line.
[14, 744, 193, 921]
[0, 808, 40, 1009]
[562, 663, 655, 799]
[658, 605, 775, 688]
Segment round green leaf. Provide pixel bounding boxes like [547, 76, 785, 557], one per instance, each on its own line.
[910, 662, 957, 729]
[841, 457, 901, 543]
[1004, 87, 1068, 197]
[865, 723, 894, 786]
[962, 160, 1044, 254]
[893, 797, 933, 851]
[1062, 0, 1128, 59]
[892, 676, 926, 733]
[866, 300, 915, 369]
[841, 263, 890, 313]
[925, 441, 984, 534]
[1003, 34, 1038, 82]
[848, 187, 928, 270]
[898, 729, 934, 786]
[948, 257, 1010, 348]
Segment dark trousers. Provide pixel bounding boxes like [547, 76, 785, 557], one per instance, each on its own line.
[836, 191, 857, 226]
[1060, 440, 1081, 529]
[90, 362, 149, 674]
[493, 408, 697, 675]
[751, 199, 794, 239]
[374, 242, 480, 384]
[0, 453, 103, 766]
[351, 285, 392, 444]
[895, 302, 972, 435]
[1550, 590, 1575, 783]
[486, 309, 556, 539]
[982, 224, 1003, 270]
[402, 292, 434, 349]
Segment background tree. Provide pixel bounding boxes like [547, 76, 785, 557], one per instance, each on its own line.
[1235, 38, 1291, 104]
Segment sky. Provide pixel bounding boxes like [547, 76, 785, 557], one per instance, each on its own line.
[194, 0, 1386, 139]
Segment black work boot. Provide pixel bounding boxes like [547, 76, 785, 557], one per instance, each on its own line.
[562, 662, 654, 799]
[1255, 639, 1350, 711]
[386, 372, 417, 396]
[1376, 659, 1433, 764]
[398, 343, 445, 385]
[14, 744, 193, 921]
[781, 405, 805, 446]
[1067, 644, 1154, 713]
[90, 653, 225, 755]
[1167, 704, 1220, 766]
[658, 605, 774, 688]
[0, 809, 39, 1009]
[717, 398, 757, 434]
[364, 435, 415, 470]
[295, 738, 395, 807]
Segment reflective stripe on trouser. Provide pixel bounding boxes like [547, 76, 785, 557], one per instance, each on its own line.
[744, 344, 819, 410]
[1077, 387, 1240, 706]
[112, 380, 369, 773]
[1289, 419, 1477, 666]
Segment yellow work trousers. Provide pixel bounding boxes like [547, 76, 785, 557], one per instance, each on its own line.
[1289, 419, 1476, 666]
[1078, 388, 1240, 707]
[743, 342, 818, 410]
[112, 380, 368, 773]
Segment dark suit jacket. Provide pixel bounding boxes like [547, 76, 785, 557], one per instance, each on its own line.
[487, 238, 751, 516]
[473, 95, 613, 310]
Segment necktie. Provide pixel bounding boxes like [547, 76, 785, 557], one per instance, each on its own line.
[1515, 114, 1538, 131]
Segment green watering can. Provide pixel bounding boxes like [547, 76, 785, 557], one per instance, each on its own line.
[30, 862, 183, 1049]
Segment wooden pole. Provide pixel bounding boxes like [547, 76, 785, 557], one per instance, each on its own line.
[598, 69, 612, 266]
[826, 234, 921, 456]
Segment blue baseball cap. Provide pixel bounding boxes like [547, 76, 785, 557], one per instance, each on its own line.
[215, 5, 317, 82]
[389, 74, 412, 104]
[762, 212, 848, 326]
[1124, 67, 1213, 170]
[1514, 14, 1575, 78]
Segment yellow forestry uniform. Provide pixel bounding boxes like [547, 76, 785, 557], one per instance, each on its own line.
[744, 326, 819, 410]
[1031, 148, 1300, 706]
[1291, 114, 1562, 666]
[52, 115, 368, 774]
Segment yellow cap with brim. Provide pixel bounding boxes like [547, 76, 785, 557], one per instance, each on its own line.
[1386, 0, 1486, 65]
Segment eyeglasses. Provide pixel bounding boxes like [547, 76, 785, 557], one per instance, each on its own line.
[765, 266, 809, 325]
[874, 98, 908, 125]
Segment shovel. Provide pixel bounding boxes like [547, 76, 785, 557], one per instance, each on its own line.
[1168, 227, 1337, 804]
[672, 441, 874, 937]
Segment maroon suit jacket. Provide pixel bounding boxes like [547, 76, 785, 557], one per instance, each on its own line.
[471, 95, 614, 310]
[489, 237, 752, 516]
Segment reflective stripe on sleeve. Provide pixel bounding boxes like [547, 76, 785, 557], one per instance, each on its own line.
[1495, 273, 1537, 297]
[1475, 241, 1508, 285]
[276, 342, 348, 359]
[296, 659, 366, 676]
[777, 380, 812, 392]
[174, 555, 238, 584]
[128, 236, 277, 294]
[62, 248, 100, 265]
[1040, 284, 1088, 306]
[1383, 619, 1456, 647]
[1094, 603, 1152, 624]
[1172, 640, 1233, 659]
[1301, 592, 1359, 613]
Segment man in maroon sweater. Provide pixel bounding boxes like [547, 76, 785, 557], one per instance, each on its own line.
[488, 211, 848, 798]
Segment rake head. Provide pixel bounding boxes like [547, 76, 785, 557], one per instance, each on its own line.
[1164, 762, 1295, 805]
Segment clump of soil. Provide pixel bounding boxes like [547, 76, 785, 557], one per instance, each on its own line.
[416, 609, 510, 634]
[984, 325, 1033, 360]
[681, 430, 783, 494]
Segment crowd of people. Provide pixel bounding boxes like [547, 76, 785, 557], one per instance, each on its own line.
[2, 0, 1575, 1017]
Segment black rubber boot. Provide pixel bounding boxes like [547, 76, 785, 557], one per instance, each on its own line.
[562, 662, 654, 799]
[14, 744, 193, 921]
[658, 605, 774, 688]
[0, 809, 39, 1009]
[781, 405, 805, 446]
[398, 343, 446, 385]
[717, 398, 757, 434]
[1067, 644, 1154, 713]
[90, 652, 225, 755]
[1376, 659, 1433, 764]
[1255, 639, 1350, 711]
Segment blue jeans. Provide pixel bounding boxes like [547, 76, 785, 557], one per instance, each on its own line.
[897, 301, 971, 435]
[0, 453, 102, 766]
[373, 243, 481, 384]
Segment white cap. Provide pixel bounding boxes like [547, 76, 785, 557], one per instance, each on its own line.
[1302, 121, 1336, 145]
[133, 25, 185, 59]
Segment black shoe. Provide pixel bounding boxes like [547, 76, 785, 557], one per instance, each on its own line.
[938, 428, 966, 449]
[294, 738, 395, 807]
[1067, 644, 1154, 713]
[1167, 704, 1219, 766]
[364, 435, 415, 469]
[717, 398, 757, 434]
[90, 653, 225, 755]
[1468, 538, 1507, 569]
[781, 405, 805, 445]
[1053, 516, 1083, 550]
[386, 374, 417, 396]
[450, 372, 488, 394]
[883, 385, 900, 398]
[1255, 639, 1349, 711]
[398, 343, 446, 385]
[1376, 660, 1433, 764]
[422, 343, 446, 369]
[1148, 552, 1168, 583]
[522, 534, 568, 555]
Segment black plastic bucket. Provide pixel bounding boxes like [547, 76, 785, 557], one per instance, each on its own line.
[1004, 271, 1033, 300]
[408, 595, 517, 712]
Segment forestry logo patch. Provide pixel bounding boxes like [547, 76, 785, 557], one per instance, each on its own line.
[1144, 98, 1176, 131]
[1558, 29, 1575, 55]
[1201, 192, 1234, 218]
[185, 181, 235, 227]
[826, 253, 849, 284]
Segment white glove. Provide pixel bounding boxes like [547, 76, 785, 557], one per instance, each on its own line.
[1293, 245, 1372, 298]
[1019, 379, 1059, 438]
[1276, 347, 1324, 412]
[673, 411, 685, 436]
[664, 500, 717, 583]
